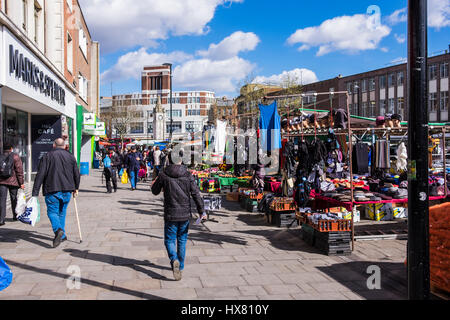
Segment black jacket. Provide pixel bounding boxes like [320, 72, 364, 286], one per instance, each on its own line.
[125, 152, 142, 172]
[151, 164, 204, 222]
[32, 148, 80, 197]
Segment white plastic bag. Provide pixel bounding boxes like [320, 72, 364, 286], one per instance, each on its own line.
[17, 197, 41, 227]
[15, 189, 27, 217]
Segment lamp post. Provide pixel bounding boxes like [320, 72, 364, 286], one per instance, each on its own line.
[163, 63, 173, 142]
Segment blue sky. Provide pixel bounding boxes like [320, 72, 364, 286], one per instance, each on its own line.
[79, 0, 450, 98]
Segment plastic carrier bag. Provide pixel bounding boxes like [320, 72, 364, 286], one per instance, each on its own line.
[17, 197, 41, 227]
[15, 189, 27, 216]
[121, 169, 129, 184]
[0, 257, 13, 292]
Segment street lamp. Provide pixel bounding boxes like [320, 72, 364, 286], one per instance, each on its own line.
[163, 63, 173, 142]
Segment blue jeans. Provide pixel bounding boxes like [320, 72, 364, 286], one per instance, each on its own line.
[45, 192, 72, 240]
[164, 220, 190, 271]
[129, 170, 138, 188]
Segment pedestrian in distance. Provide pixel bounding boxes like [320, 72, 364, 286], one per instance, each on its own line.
[0, 144, 25, 226]
[125, 145, 143, 191]
[32, 138, 80, 248]
[151, 150, 206, 281]
[152, 146, 162, 180]
[104, 147, 121, 193]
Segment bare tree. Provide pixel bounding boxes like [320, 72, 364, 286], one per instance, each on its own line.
[101, 103, 140, 147]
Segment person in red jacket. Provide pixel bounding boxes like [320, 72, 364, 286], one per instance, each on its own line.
[0, 144, 25, 226]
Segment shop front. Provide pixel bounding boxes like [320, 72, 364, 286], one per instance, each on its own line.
[76, 107, 105, 171]
[0, 26, 77, 183]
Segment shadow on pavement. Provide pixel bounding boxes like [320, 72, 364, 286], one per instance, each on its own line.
[0, 228, 53, 249]
[316, 261, 407, 300]
[78, 189, 108, 194]
[111, 229, 164, 239]
[235, 228, 321, 253]
[4, 259, 167, 300]
[64, 249, 174, 281]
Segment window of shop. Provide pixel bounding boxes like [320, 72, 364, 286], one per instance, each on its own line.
[2, 106, 29, 176]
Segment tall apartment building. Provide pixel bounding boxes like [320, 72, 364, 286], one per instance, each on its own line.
[108, 65, 215, 141]
[296, 51, 450, 123]
[0, 0, 99, 181]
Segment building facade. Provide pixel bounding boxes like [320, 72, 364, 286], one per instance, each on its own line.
[298, 52, 450, 122]
[0, 0, 99, 181]
[106, 65, 215, 141]
[208, 97, 237, 128]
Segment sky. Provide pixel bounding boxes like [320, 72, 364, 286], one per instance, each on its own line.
[78, 0, 450, 98]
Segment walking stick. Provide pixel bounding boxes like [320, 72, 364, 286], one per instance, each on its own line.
[73, 196, 83, 243]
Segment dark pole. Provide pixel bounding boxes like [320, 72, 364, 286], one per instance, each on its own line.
[407, 0, 430, 300]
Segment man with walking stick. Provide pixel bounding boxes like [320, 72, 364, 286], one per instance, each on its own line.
[32, 138, 80, 248]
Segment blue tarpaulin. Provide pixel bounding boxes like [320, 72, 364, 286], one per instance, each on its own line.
[259, 101, 281, 151]
[0, 257, 12, 292]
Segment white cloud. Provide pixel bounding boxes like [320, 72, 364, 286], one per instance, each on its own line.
[101, 48, 192, 82]
[429, 0, 450, 28]
[174, 57, 256, 93]
[253, 68, 319, 86]
[390, 57, 407, 64]
[394, 34, 406, 44]
[78, 0, 243, 53]
[287, 12, 391, 56]
[386, 8, 407, 25]
[197, 31, 260, 60]
[387, 1, 450, 29]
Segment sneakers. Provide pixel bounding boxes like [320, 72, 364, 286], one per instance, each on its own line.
[0, 222, 5, 226]
[53, 229, 65, 248]
[172, 260, 182, 281]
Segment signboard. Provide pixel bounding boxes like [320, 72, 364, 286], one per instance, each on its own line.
[31, 115, 62, 172]
[3, 28, 76, 119]
[83, 113, 96, 126]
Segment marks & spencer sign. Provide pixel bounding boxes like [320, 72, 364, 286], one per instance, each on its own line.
[9, 44, 66, 106]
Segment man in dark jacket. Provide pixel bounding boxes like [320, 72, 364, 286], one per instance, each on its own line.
[32, 138, 80, 248]
[0, 144, 25, 226]
[104, 147, 121, 193]
[125, 146, 142, 191]
[151, 150, 205, 281]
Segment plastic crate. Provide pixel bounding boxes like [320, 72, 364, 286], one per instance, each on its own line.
[313, 219, 352, 232]
[273, 212, 298, 228]
[301, 224, 316, 246]
[270, 198, 297, 212]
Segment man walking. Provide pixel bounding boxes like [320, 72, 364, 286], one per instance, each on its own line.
[151, 150, 206, 280]
[104, 147, 121, 193]
[152, 146, 162, 179]
[125, 146, 142, 190]
[0, 144, 25, 226]
[32, 138, 80, 248]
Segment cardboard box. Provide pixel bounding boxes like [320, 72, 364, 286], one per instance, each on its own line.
[365, 203, 394, 221]
[393, 207, 408, 219]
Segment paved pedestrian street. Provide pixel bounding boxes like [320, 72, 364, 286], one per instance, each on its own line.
[0, 170, 408, 300]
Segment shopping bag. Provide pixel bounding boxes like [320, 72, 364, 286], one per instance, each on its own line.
[119, 168, 124, 176]
[15, 189, 27, 216]
[17, 197, 41, 227]
[0, 257, 13, 292]
[121, 169, 128, 184]
[138, 169, 146, 178]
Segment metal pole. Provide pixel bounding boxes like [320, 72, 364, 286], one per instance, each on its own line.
[407, 0, 430, 300]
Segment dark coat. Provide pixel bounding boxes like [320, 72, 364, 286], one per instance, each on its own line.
[32, 148, 80, 196]
[0, 152, 24, 187]
[125, 152, 142, 172]
[151, 164, 204, 222]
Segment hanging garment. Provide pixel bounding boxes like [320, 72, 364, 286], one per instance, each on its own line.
[294, 170, 311, 208]
[375, 140, 391, 169]
[353, 142, 369, 174]
[214, 120, 227, 155]
[283, 141, 297, 179]
[259, 101, 282, 152]
[396, 142, 408, 172]
[297, 140, 310, 171]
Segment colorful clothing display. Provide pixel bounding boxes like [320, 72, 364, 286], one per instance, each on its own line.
[259, 101, 281, 152]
